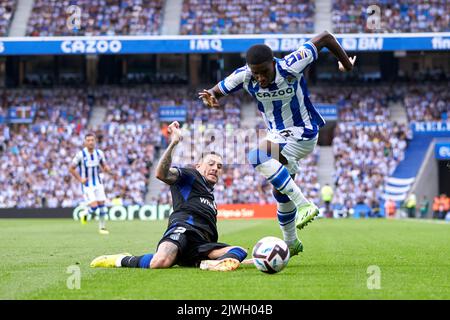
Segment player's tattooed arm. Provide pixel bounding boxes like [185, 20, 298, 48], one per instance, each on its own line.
[198, 85, 223, 108]
[311, 31, 356, 72]
[155, 121, 181, 185]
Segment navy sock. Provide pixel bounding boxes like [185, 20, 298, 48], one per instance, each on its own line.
[218, 247, 247, 262]
[121, 254, 154, 269]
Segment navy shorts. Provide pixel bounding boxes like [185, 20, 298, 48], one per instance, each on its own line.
[158, 223, 229, 267]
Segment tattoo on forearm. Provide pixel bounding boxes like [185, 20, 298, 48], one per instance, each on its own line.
[156, 143, 178, 182]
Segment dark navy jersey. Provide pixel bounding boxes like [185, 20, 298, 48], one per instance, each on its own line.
[169, 167, 219, 242]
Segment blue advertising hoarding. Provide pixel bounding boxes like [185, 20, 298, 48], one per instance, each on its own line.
[7, 106, 37, 124]
[0, 33, 448, 56]
[159, 106, 187, 122]
[411, 121, 450, 136]
[435, 142, 450, 160]
[316, 104, 337, 121]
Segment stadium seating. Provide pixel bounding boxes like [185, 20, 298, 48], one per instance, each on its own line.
[0, 82, 445, 209]
[401, 83, 449, 122]
[332, 122, 410, 214]
[26, 0, 164, 36]
[332, 0, 450, 33]
[180, 0, 315, 35]
[0, 87, 157, 208]
[311, 85, 393, 123]
[4, 88, 91, 126]
[0, 0, 16, 36]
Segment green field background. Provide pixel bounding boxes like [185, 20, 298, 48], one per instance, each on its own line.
[0, 218, 449, 300]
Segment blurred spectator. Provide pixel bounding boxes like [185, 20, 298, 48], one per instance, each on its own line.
[419, 195, 429, 219]
[27, 0, 164, 36]
[332, 0, 450, 33]
[180, 0, 315, 35]
[0, 1, 16, 36]
[404, 192, 417, 218]
[321, 183, 334, 217]
[435, 194, 449, 219]
[384, 198, 397, 218]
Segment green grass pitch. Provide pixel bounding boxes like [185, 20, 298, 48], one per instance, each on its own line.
[0, 218, 449, 300]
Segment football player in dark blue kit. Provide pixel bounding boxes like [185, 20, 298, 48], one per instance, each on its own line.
[90, 121, 247, 271]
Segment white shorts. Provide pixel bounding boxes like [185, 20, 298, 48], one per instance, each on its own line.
[265, 127, 318, 175]
[83, 184, 107, 204]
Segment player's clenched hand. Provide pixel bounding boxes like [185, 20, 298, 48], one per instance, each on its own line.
[167, 121, 182, 145]
[338, 56, 356, 72]
[198, 89, 220, 108]
[80, 177, 88, 184]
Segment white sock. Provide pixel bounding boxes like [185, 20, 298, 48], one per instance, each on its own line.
[115, 255, 126, 267]
[255, 158, 309, 207]
[277, 201, 298, 245]
[99, 214, 106, 229]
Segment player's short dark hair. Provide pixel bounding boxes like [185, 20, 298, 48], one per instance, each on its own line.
[198, 151, 223, 164]
[85, 132, 96, 139]
[246, 44, 274, 65]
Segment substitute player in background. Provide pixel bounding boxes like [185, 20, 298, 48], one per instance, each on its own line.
[69, 133, 113, 235]
[90, 121, 247, 271]
[199, 31, 356, 256]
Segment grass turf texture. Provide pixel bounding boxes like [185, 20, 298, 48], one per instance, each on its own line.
[0, 218, 449, 300]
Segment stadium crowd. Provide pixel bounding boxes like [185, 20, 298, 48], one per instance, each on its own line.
[27, 0, 164, 36]
[311, 85, 393, 123]
[180, 0, 315, 35]
[0, 83, 445, 212]
[331, 122, 411, 216]
[0, 88, 158, 208]
[3, 88, 91, 126]
[0, 0, 15, 36]
[401, 83, 449, 122]
[332, 0, 450, 33]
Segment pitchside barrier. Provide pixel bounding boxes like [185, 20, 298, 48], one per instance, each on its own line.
[0, 204, 278, 220]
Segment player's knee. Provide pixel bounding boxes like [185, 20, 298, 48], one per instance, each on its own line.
[248, 149, 271, 168]
[150, 256, 173, 269]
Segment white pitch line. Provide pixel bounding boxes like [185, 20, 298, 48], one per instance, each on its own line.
[399, 218, 450, 225]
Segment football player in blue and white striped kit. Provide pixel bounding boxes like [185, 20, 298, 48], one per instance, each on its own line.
[69, 133, 114, 235]
[199, 31, 356, 256]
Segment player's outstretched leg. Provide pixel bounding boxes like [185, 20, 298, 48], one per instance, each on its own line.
[90, 253, 133, 268]
[97, 203, 109, 234]
[81, 205, 96, 225]
[200, 246, 247, 272]
[248, 148, 319, 231]
[90, 253, 155, 268]
[91, 242, 178, 269]
[273, 190, 303, 256]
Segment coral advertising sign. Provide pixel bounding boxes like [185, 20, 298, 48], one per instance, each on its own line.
[217, 204, 277, 220]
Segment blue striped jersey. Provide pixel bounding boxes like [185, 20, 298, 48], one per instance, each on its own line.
[72, 147, 105, 187]
[218, 41, 325, 139]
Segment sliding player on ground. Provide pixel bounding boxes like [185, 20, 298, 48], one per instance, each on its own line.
[90, 121, 247, 271]
[199, 31, 356, 256]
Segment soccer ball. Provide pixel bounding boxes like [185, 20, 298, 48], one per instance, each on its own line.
[252, 236, 290, 274]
